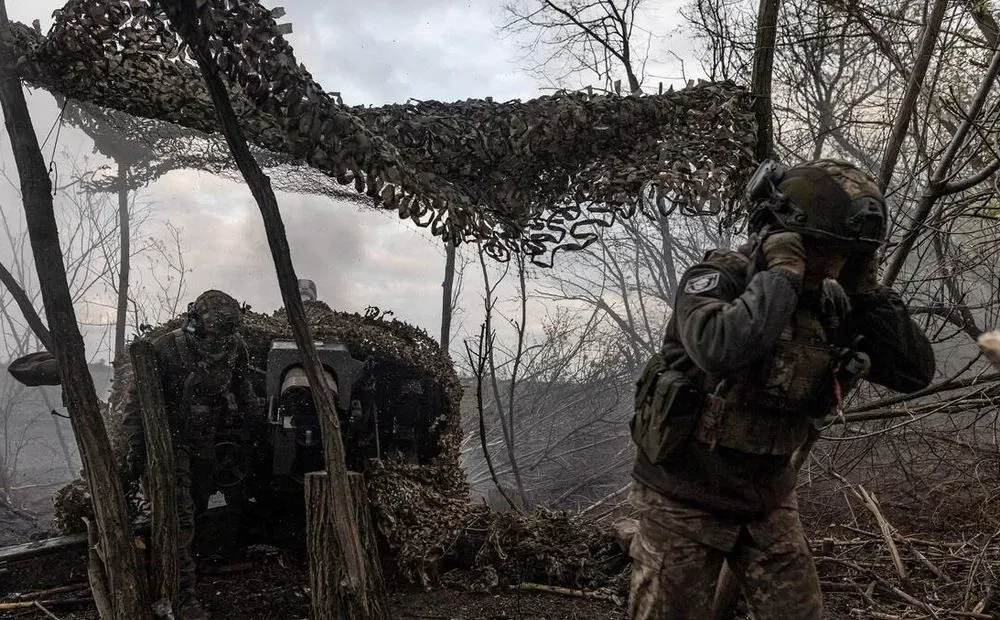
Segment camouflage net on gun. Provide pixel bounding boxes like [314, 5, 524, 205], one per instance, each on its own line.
[100, 301, 463, 464]
[9, 0, 757, 266]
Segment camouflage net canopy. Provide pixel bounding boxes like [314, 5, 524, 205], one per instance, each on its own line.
[9, 1, 757, 265]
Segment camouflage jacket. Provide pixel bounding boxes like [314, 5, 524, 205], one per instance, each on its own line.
[122, 328, 259, 454]
[632, 245, 935, 519]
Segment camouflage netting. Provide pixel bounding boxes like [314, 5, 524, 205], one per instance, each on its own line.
[366, 460, 628, 592]
[9, 0, 757, 265]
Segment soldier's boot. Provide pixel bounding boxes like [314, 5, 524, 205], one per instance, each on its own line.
[178, 590, 211, 620]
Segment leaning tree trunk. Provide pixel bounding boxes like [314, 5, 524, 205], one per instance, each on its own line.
[305, 472, 388, 618]
[876, 0, 948, 193]
[0, 3, 150, 619]
[158, 2, 386, 617]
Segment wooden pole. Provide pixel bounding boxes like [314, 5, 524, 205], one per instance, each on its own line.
[129, 339, 179, 615]
[305, 472, 388, 619]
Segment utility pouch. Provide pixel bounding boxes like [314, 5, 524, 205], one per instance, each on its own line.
[631, 355, 703, 464]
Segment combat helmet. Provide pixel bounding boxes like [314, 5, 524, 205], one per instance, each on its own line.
[745, 159, 887, 252]
[185, 289, 243, 339]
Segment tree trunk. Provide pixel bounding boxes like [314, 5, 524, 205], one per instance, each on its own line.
[0, 4, 150, 619]
[114, 162, 131, 361]
[0, 259, 51, 349]
[157, 4, 382, 616]
[750, 0, 780, 162]
[876, 0, 948, 193]
[305, 472, 389, 619]
[440, 241, 456, 352]
[129, 339, 179, 615]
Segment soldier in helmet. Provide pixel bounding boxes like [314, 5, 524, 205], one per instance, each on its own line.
[628, 160, 936, 619]
[123, 289, 260, 620]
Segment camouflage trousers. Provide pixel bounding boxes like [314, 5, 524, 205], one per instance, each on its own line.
[628, 482, 821, 620]
[176, 443, 215, 592]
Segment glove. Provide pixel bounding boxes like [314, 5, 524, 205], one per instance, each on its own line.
[839, 251, 880, 295]
[820, 279, 852, 331]
[125, 444, 147, 480]
[762, 231, 806, 277]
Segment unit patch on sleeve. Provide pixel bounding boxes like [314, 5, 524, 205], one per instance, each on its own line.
[684, 272, 720, 295]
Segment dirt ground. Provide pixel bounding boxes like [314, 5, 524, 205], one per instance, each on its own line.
[0, 496, 627, 620]
[0, 544, 625, 620]
[5, 462, 1000, 620]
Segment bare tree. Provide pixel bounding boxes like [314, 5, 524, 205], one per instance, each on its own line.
[500, 0, 652, 93]
[462, 242, 641, 510]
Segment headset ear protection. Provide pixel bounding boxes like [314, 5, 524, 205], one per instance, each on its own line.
[183, 302, 204, 336]
[745, 160, 787, 203]
[745, 160, 791, 230]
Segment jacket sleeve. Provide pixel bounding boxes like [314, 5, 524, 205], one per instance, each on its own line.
[848, 286, 936, 393]
[674, 256, 802, 376]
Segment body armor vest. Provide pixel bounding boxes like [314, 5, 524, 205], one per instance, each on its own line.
[172, 329, 239, 432]
[696, 306, 840, 456]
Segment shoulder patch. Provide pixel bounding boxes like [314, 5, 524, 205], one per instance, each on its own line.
[684, 272, 720, 295]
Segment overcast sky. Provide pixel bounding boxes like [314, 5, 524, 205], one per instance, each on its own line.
[0, 0, 703, 364]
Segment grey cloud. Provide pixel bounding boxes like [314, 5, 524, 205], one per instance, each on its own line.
[149, 172, 369, 313]
[287, 0, 539, 104]
[148, 170, 448, 334]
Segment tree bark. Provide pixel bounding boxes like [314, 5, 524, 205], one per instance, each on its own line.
[129, 339, 179, 615]
[440, 241, 456, 352]
[0, 4, 150, 619]
[114, 163, 131, 361]
[157, 3, 381, 616]
[305, 471, 389, 619]
[750, 0, 780, 162]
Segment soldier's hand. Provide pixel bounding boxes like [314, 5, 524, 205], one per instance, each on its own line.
[762, 231, 806, 278]
[839, 251, 880, 295]
[820, 279, 852, 329]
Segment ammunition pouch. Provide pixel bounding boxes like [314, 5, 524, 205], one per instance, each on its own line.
[742, 339, 840, 416]
[631, 354, 703, 464]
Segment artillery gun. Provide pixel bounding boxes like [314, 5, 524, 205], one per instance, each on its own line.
[102, 282, 461, 520]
